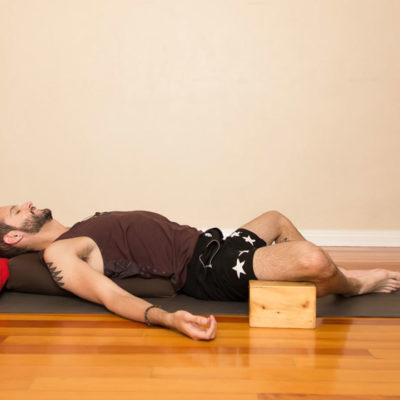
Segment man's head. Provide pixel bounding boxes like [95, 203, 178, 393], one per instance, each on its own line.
[0, 202, 53, 258]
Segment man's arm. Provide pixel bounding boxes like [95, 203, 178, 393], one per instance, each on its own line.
[43, 240, 217, 340]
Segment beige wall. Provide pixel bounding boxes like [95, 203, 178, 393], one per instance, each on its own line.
[1, 0, 399, 230]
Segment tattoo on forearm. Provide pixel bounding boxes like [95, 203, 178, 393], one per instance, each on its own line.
[46, 262, 65, 287]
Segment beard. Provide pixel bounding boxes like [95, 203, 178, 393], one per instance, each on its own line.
[19, 208, 53, 233]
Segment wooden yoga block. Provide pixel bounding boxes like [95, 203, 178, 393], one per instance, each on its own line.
[249, 280, 316, 329]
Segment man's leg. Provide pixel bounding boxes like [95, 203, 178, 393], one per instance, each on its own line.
[241, 211, 400, 297]
[240, 210, 306, 245]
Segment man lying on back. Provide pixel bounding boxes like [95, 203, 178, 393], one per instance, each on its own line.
[1, 202, 399, 340]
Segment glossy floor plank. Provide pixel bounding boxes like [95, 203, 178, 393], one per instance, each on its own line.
[0, 315, 399, 399]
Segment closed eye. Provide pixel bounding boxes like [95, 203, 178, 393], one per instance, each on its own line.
[10, 206, 20, 215]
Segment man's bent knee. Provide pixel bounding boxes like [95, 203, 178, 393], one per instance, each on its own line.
[298, 242, 334, 280]
[264, 210, 285, 220]
[261, 210, 289, 227]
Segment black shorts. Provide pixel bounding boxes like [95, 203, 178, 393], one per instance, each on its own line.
[181, 227, 267, 301]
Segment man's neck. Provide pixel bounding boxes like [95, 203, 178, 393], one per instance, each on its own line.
[29, 220, 70, 251]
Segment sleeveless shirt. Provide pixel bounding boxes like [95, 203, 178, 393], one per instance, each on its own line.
[51, 211, 202, 290]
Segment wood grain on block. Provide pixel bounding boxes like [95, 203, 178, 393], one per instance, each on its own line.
[249, 281, 316, 329]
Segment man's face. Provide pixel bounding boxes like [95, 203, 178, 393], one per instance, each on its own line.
[0, 202, 53, 233]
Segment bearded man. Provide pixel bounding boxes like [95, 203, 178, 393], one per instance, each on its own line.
[1, 201, 399, 340]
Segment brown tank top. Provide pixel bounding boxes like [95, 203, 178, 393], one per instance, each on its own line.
[53, 211, 202, 290]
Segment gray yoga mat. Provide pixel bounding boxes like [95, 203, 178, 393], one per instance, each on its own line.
[0, 290, 399, 317]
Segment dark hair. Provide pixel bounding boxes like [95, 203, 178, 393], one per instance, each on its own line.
[0, 222, 29, 258]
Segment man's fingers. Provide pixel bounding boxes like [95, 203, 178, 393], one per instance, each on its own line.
[188, 315, 217, 340]
[205, 315, 217, 339]
[195, 316, 210, 326]
[175, 311, 217, 340]
[196, 316, 209, 325]
[184, 312, 209, 326]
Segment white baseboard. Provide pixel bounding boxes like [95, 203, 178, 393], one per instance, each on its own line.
[218, 229, 400, 247]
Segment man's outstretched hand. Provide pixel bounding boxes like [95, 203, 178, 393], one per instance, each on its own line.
[171, 310, 217, 340]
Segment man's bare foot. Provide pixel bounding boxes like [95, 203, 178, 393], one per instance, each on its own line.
[349, 269, 400, 295]
[339, 267, 372, 278]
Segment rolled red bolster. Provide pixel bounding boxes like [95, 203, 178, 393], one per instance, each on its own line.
[0, 258, 10, 291]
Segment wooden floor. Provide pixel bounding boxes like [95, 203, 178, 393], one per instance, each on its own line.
[1, 247, 400, 400]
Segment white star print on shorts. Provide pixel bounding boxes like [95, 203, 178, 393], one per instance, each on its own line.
[243, 235, 256, 246]
[232, 258, 246, 279]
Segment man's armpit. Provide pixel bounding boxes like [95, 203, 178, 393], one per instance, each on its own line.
[46, 262, 65, 287]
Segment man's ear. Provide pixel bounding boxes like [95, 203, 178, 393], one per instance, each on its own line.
[3, 231, 24, 245]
